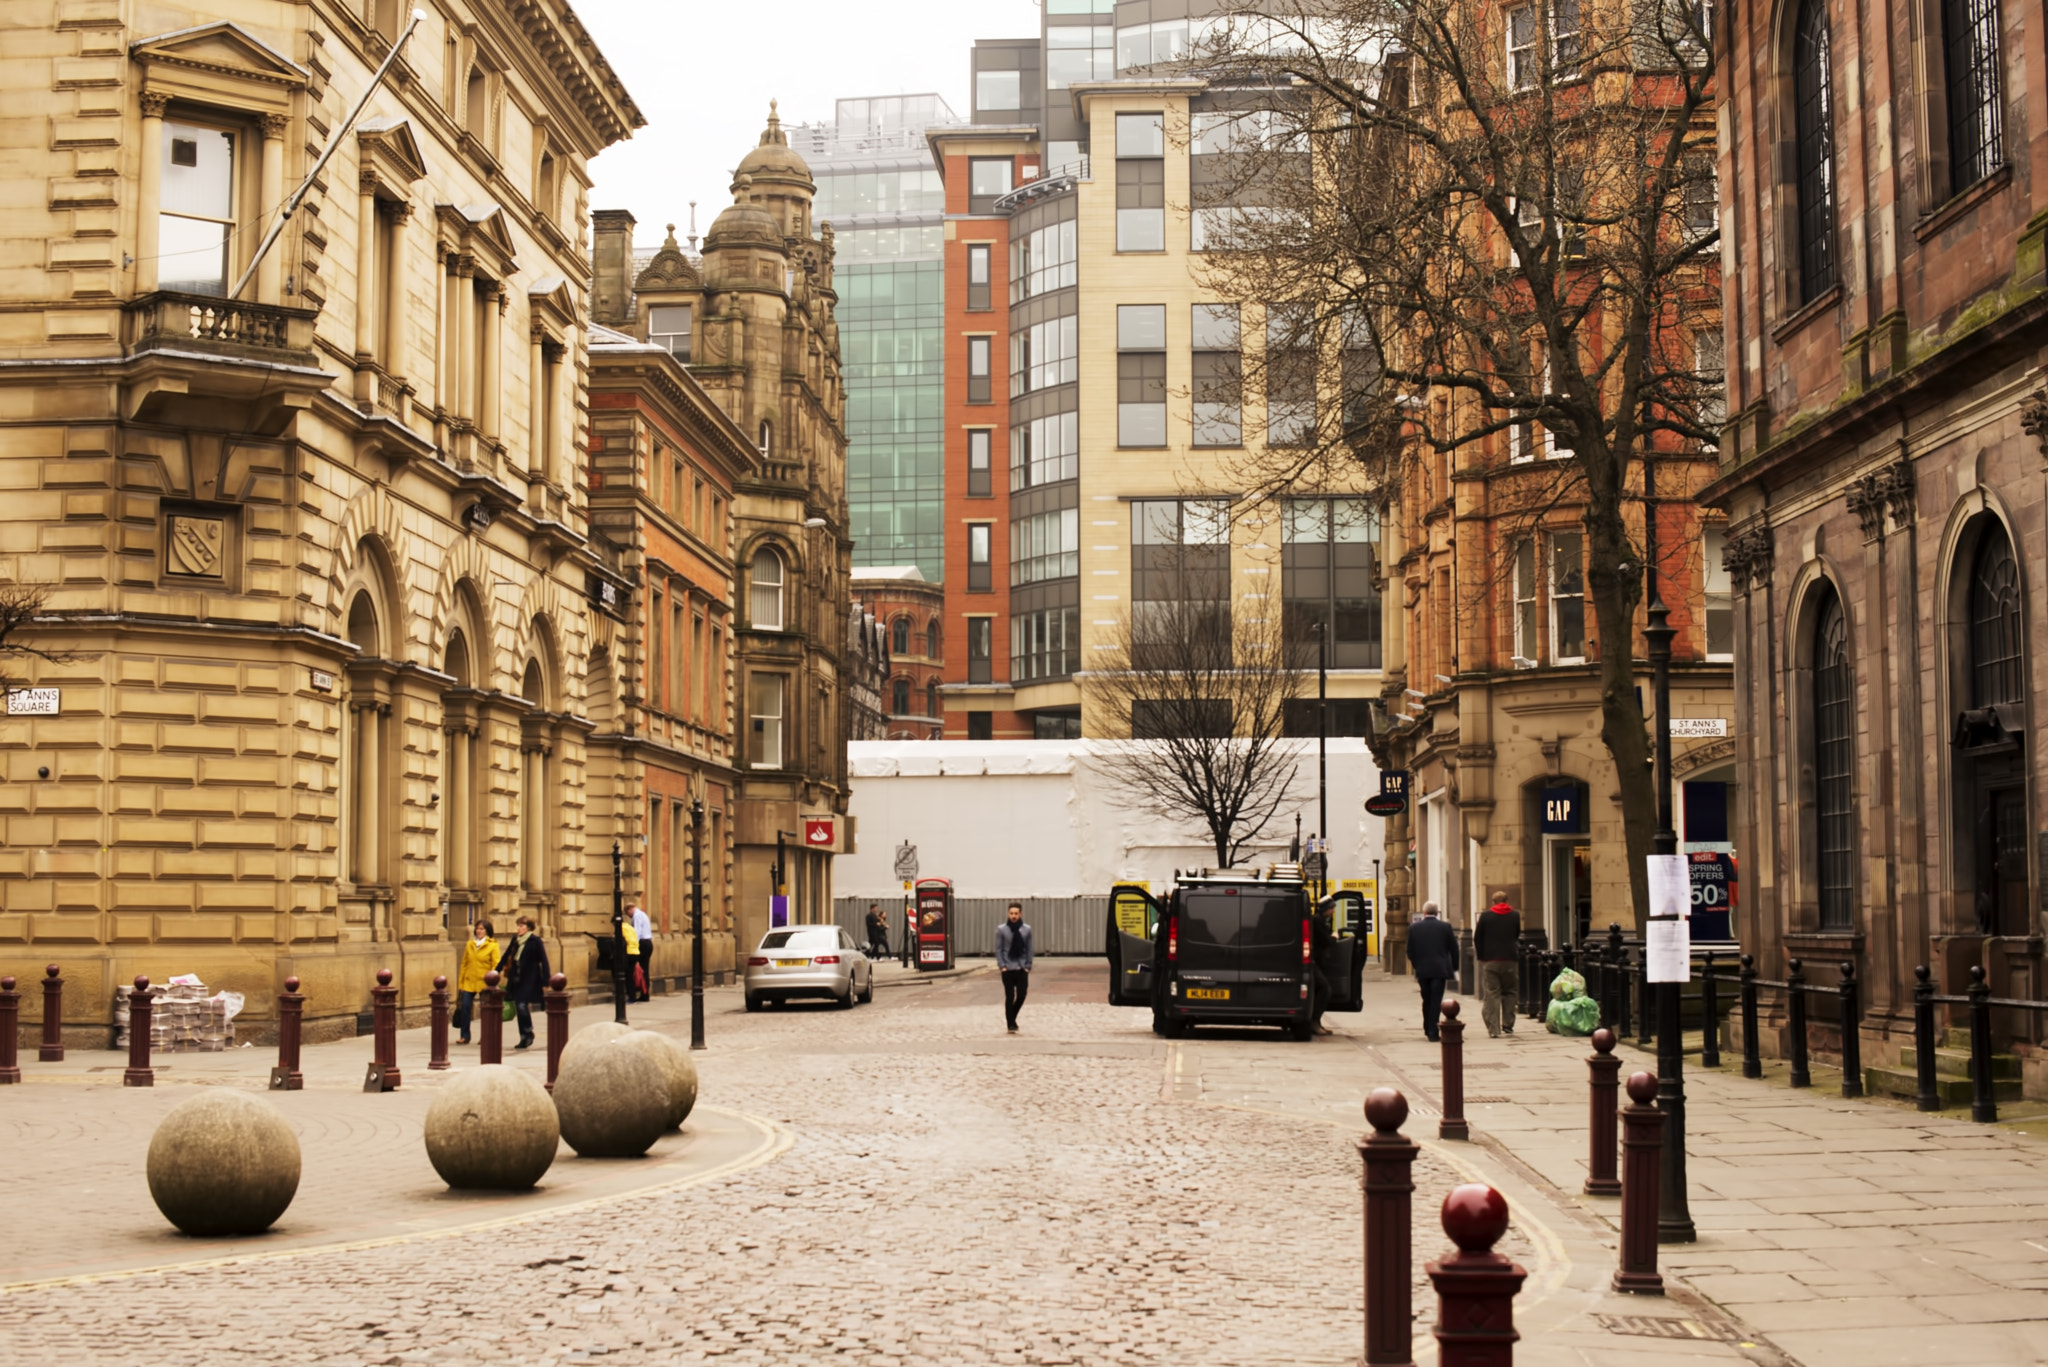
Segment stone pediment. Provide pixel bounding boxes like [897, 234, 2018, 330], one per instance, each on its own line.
[528, 276, 575, 333]
[131, 22, 309, 90]
[633, 225, 702, 293]
[436, 202, 520, 280]
[358, 117, 428, 189]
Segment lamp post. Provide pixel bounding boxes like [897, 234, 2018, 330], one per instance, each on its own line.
[689, 795, 707, 1050]
[1314, 618, 1328, 901]
[1645, 592, 1696, 1243]
[774, 829, 799, 926]
[610, 839, 629, 1025]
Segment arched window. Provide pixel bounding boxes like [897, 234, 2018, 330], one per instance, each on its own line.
[926, 620, 940, 658]
[758, 420, 773, 458]
[750, 547, 785, 631]
[1793, 0, 1837, 302]
[892, 616, 911, 655]
[1944, 0, 2004, 193]
[1812, 585, 1854, 931]
[892, 677, 911, 716]
[1971, 526, 2023, 709]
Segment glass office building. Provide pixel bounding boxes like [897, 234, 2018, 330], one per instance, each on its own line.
[795, 96, 960, 582]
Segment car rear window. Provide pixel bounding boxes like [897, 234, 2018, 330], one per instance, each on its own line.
[1180, 892, 1301, 949]
[759, 929, 838, 951]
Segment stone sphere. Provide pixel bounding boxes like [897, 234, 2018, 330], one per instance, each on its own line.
[552, 1040, 668, 1157]
[146, 1090, 301, 1236]
[559, 1020, 636, 1068]
[423, 1065, 560, 1190]
[616, 1030, 700, 1129]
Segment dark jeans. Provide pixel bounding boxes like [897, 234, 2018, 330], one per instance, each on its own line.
[454, 989, 477, 1039]
[1002, 968, 1030, 1025]
[1418, 976, 1448, 1040]
[513, 1000, 534, 1045]
[636, 945, 653, 1001]
[868, 933, 889, 958]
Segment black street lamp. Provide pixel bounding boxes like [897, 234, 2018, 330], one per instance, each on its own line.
[1646, 593, 1696, 1243]
[1313, 618, 1328, 901]
[610, 839, 630, 1026]
[689, 795, 706, 1051]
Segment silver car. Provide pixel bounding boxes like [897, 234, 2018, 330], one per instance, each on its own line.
[744, 926, 874, 1011]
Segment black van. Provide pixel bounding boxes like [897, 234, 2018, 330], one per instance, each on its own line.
[1107, 868, 1362, 1040]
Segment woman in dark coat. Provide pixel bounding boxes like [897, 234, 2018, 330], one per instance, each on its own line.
[499, 914, 551, 1048]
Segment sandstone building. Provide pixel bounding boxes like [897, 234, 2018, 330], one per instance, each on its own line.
[0, 0, 641, 1039]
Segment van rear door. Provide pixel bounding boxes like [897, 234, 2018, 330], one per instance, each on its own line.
[1106, 884, 1160, 1006]
[1174, 889, 1242, 1006]
[1237, 892, 1309, 1012]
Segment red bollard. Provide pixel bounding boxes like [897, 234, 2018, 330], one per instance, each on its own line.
[428, 975, 451, 1071]
[1440, 999, 1469, 1141]
[478, 970, 504, 1066]
[1584, 1027, 1621, 1195]
[124, 975, 154, 1087]
[0, 976, 20, 1084]
[1361, 1086, 1419, 1367]
[1614, 1070, 1667, 1294]
[40, 964, 63, 1062]
[544, 972, 569, 1092]
[271, 976, 304, 1090]
[371, 967, 400, 1091]
[1429, 1183, 1527, 1367]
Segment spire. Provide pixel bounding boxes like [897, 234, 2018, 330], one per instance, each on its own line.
[761, 99, 785, 147]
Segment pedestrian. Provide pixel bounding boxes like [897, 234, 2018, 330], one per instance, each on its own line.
[630, 901, 654, 1002]
[995, 902, 1033, 1033]
[499, 914, 550, 1049]
[453, 918, 498, 1046]
[1474, 892, 1523, 1038]
[865, 903, 889, 959]
[1310, 904, 1337, 1036]
[1405, 900, 1458, 1042]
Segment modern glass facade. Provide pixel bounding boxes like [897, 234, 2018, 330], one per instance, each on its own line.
[796, 96, 959, 582]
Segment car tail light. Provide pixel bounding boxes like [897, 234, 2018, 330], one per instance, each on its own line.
[814, 955, 841, 964]
[1167, 915, 1178, 961]
[1302, 919, 1312, 964]
[747, 956, 768, 966]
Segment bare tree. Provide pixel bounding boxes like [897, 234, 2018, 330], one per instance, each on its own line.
[1083, 538, 1307, 868]
[0, 585, 68, 692]
[1175, 0, 1721, 919]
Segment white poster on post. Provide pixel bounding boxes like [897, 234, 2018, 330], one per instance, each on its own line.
[1645, 853, 1693, 982]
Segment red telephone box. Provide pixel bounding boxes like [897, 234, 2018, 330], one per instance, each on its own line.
[913, 878, 953, 971]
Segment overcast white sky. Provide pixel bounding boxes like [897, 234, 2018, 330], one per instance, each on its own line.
[575, 0, 1043, 249]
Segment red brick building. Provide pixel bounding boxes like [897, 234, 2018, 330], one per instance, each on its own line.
[1708, 0, 2048, 1077]
[930, 127, 1036, 739]
[854, 567, 947, 740]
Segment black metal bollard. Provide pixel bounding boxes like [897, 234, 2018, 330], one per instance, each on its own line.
[1636, 943, 1655, 1048]
[1739, 954, 1761, 1078]
[1912, 965, 1940, 1112]
[1700, 951, 1721, 1069]
[1516, 940, 1532, 1019]
[1968, 965, 1996, 1124]
[428, 975, 451, 1072]
[1786, 959, 1810, 1088]
[1439, 1000, 1469, 1141]
[0, 977, 19, 1084]
[1837, 962, 1862, 1100]
[1614, 930, 1633, 1040]
[271, 976, 304, 1090]
[40, 965, 63, 1063]
[124, 975, 154, 1087]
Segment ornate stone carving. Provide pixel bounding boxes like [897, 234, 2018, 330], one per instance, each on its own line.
[2020, 388, 2048, 463]
[1875, 458, 1916, 525]
[167, 516, 224, 577]
[1722, 524, 1774, 592]
[139, 91, 172, 119]
[632, 224, 700, 292]
[260, 112, 290, 139]
[1846, 474, 1888, 543]
[1845, 457, 1916, 542]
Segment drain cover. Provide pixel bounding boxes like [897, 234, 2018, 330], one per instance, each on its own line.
[1463, 1095, 1510, 1104]
[1593, 1315, 1743, 1341]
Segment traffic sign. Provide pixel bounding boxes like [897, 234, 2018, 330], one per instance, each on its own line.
[893, 841, 919, 881]
[1303, 852, 1327, 880]
[1365, 793, 1407, 817]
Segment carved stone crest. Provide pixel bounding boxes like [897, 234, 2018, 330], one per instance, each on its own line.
[2020, 388, 2048, 463]
[167, 516, 224, 577]
[1722, 524, 1774, 591]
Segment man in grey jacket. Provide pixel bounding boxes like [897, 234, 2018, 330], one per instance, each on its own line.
[1404, 901, 1458, 1042]
[995, 903, 1033, 1032]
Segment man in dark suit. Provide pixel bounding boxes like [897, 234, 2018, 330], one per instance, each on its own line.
[1405, 900, 1459, 1042]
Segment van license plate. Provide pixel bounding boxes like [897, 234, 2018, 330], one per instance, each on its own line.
[773, 959, 807, 968]
[1185, 988, 1230, 1001]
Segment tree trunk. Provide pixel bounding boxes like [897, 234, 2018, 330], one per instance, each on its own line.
[1585, 490, 1656, 929]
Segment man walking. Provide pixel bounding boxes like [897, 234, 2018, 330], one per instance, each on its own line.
[865, 903, 889, 959]
[1474, 892, 1523, 1038]
[995, 902, 1033, 1033]
[1405, 901, 1457, 1042]
[630, 901, 654, 1002]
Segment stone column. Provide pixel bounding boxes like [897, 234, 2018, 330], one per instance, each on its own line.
[257, 113, 288, 304]
[528, 325, 546, 481]
[482, 286, 504, 445]
[456, 259, 476, 423]
[355, 173, 380, 361]
[384, 203, 410, 384]
[136, 92, 170, 294]
[353, 699, 384, 885]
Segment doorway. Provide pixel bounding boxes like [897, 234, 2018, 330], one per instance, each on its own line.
[1982, 785, 2030, 936]
[1546, 837, 1592, 949]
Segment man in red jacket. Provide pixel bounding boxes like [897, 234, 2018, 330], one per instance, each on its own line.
[1472, 895, 1523, 1038]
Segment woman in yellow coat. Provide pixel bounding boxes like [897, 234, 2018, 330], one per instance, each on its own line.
[454, 919, 499, 1045]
